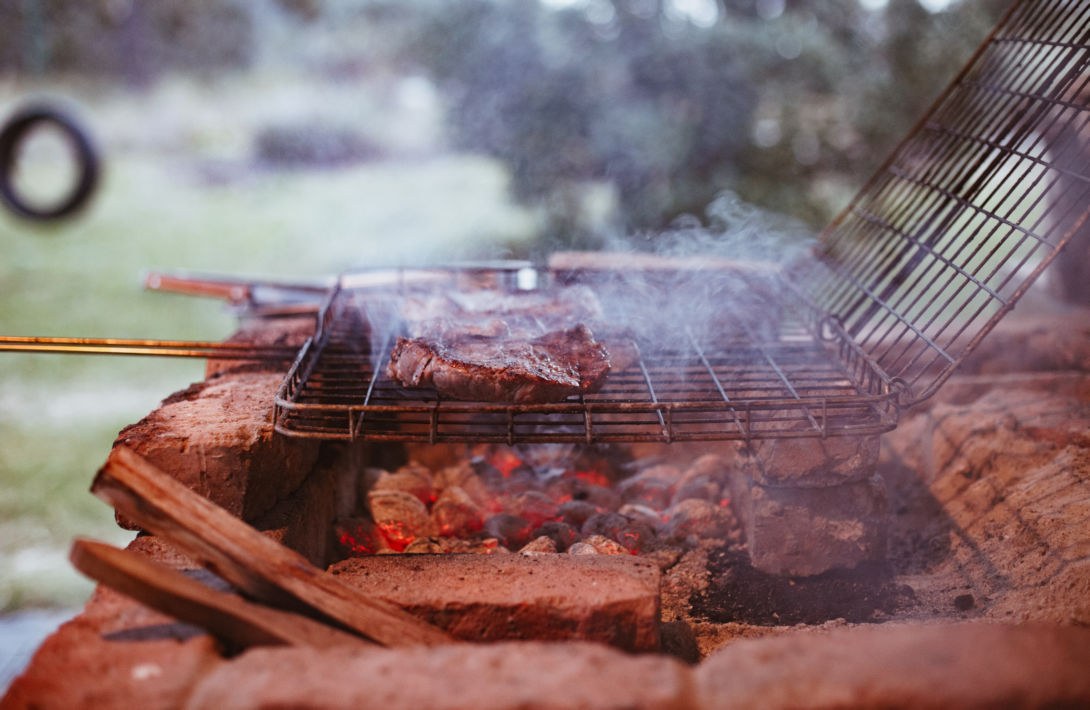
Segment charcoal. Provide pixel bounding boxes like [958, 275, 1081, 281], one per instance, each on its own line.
[469, 457, 506, 488]
[404, 536, 450, 554]
[531, 521, 581, 552]
[367, 489, 433, 552]
[372, 466, 434, 505]
[638, 464, 682, 482]
[572, 483, 622, 511]
[500, 465, 539, 496]
[506, 490, 560, 528]
[680, 453, 731, 484]
[484, 513, 535, 549]
[518, 535, 559, 555]
[582, 534, 628, 555]
[332, 516, 386, 557]
[431, 486, 485, 537]
[434, 463, 494, 510]
[614, 521, 657, 554]
[618, 504, 667, 532]
[581, 512, 630, 540]
[567, 541, 599, 555]
[669, 475, 721, 508]
[618, 476, 673, 510]
[446, 537, 510, 555]
[662, 498, 734, 541]
[558, 500, 603, 528]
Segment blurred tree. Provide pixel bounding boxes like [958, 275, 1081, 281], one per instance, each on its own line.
[362, 0, 1007, 242]
[0, 0, 1011, 244]
[0, 0, 255, 83]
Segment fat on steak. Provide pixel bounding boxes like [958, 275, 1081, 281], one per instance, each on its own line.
[387, 323, 615, 403]
[400, 285, 605, 341]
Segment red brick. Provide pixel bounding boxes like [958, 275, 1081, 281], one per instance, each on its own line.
[696, 622, 1090, 709]
[183, 641, 694, 710]
[329, 553, 661, 651]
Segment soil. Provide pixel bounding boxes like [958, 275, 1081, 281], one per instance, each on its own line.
[691, 551, 912, 626]
[663, 306, 1090, 657]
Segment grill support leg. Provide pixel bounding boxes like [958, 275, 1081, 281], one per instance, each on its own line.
[729, 435, 887, 576]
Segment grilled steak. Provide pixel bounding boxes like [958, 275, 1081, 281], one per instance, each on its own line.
[401, 286, 604, 341]
[387, 323, 614, 403]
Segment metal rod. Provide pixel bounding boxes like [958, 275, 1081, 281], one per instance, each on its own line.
[0, 336, 295, 359]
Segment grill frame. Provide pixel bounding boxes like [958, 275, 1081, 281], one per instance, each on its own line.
[273, 266, 900, 444]
[802, 0, 1090, 407]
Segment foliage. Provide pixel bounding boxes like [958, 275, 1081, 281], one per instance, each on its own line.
[0, 0, 254, 82]
[343, 0, 1009, 241]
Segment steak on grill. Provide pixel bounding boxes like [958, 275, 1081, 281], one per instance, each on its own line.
[387, 323, 615, 403]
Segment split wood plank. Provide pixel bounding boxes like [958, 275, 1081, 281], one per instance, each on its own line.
[70, 537, 369, 650]
[92, 445, 455, 647]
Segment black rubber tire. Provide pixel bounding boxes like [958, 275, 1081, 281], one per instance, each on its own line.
[0, 104, 99, 221]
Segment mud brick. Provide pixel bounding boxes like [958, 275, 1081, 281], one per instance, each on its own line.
[184, 641, 691, 710]
[732, 473, 888, 576]
[696, 622, 1090, 710]
[114, 371, 321, 527]
[328, 553, 661, 652]
[745, 435, 880, 488]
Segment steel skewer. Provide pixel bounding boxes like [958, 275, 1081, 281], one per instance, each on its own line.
[0, 336, 297, 360]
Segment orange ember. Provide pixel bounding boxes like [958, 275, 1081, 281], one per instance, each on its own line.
[336, 523, 377, 555]
[570, 468, 611, 488]
[491, 449, 525, 478]
[377, 520, 417, 552]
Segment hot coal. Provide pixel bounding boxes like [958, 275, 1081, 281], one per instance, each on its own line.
[341, 443, 740, 566]
[372, 465, 434, 505]
[367, 489, 433, 551]
[614, 521, 657, 554]
[431, 486, 485, 537]
[557, 500, 602, 528]
[531, 521, 581, 552]
[581, 534, 628, 555]
[506, 491, 560, 528]
[518, 535, 559, 554]
[662, 499, 733, 541]
[484, 513, 536, 549]
[333, 517, 384, 557]
[618, 504, 667, 532]
[618, 476, 673, 509]
[670, 476, 721, 508]
[581, 512, 631, 540]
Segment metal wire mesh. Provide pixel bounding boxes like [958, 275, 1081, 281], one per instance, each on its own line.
[273, 272, 898, 444]
[801, 0, 1090, 406]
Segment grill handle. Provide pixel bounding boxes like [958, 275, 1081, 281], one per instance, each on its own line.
[0, 335, 296, 360]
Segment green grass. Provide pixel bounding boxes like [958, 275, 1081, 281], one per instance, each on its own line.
[0, 73, 538, 610]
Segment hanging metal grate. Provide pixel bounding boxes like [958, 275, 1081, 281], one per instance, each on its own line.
[800, 0, 1090, 407]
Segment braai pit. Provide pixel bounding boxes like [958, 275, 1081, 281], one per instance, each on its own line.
[8, 0, 1090, 707]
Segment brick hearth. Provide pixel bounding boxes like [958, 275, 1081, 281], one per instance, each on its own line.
[6, 309, 1090, 709]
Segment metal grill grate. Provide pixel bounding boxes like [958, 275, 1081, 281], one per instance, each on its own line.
[275, 0, 1089, 443]
[802, 0, 1090, 406]
[274, 269, 898, 444]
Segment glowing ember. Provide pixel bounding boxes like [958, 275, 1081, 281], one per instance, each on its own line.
[490, 448, 525, 478]
[341, 447, 738, 560]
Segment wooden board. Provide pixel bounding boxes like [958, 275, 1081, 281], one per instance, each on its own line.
[70, 538, 369, 650]
[92, 446, 454, 647]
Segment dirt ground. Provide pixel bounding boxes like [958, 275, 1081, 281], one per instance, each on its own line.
[663, 305, 1090, 657]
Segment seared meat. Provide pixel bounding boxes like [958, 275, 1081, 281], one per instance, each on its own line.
[401, 286, 604, 340]
[387, 323, 614, 403]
